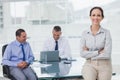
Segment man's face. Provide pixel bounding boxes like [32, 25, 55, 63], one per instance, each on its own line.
[52, 30, 61, 41]
[17, 32, 27, 43]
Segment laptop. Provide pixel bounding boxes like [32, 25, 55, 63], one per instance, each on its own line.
[40, 50, 59, 62]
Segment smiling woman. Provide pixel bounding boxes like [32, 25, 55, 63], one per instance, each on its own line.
[80, 6, 112, 80]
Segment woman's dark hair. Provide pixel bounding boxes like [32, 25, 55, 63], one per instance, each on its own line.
[16, 29, 25, 36]
[53, 26, 61, 31]
[89, 6, 104, 18]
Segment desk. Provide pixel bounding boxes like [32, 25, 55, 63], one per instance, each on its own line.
[31, 58, 85, 80]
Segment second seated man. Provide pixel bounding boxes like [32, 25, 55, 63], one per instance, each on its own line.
[42, 26, 72, 60]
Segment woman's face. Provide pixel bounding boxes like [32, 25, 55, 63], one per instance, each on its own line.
[90, 9, 103, 26]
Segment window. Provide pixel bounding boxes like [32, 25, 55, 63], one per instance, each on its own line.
[32, 20, 40, 25]
[0, 0, 120, 65]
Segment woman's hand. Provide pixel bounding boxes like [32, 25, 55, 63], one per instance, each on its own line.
[98, 48, 104, 54]
[83, 46, 89, 51]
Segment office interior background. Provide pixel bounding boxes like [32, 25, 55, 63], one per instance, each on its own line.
[0, 0, 120, 79]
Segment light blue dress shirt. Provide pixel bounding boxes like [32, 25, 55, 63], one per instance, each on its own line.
[2, 40, 34, 66]
[80, 27, 112, 60]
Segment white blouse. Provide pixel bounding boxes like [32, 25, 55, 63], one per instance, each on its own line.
[80, 27, 112, 60]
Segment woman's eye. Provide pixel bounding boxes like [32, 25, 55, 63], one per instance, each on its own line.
[92, 14, 95, 16]
[97, 14, 101, 17]
[92, 14, 101, 17]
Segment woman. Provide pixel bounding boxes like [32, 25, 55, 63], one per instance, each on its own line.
[80, 6, 112, 80]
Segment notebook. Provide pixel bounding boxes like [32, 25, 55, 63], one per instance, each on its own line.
[40, 50, 59, 62]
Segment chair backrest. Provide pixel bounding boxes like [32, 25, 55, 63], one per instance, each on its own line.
[2, 44, 16, 80]
[2, 44, 8, 57]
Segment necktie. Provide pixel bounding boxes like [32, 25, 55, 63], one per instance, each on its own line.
[21, 44, 25, 61]
[55, 41, 58, 50]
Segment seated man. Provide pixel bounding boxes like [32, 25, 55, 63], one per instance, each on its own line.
[43, 26, 72, 60]
[2, 29, 37, 80]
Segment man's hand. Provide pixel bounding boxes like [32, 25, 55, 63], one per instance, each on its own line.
[17, 61, 28, 69]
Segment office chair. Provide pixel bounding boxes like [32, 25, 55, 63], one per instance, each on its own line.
[2, 44, 38, 80]
[2, 44, 16, 80]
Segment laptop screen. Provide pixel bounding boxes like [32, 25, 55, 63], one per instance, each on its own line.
[40, 50, 59, 62]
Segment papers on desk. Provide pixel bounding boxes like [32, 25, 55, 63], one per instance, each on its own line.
[31, 62, 52, 67]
